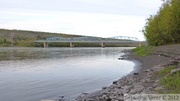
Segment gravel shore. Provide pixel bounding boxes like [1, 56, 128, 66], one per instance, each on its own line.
[43, 44, 180, 101]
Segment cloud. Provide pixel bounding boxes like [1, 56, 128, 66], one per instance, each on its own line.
[0, 9, 146, 40]
[0, 0, 162, 16]
[0, 0, 163, 41]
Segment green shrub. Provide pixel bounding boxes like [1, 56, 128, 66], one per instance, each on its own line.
[132, 46, 154, 56]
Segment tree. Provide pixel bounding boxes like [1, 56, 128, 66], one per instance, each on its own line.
[3, 38, 6, 44]
[143, 0, 180, 46]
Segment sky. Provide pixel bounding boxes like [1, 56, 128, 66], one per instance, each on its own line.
[0, 0, 163, 41]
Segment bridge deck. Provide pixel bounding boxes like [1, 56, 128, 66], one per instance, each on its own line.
[35, 36, 140, 47]
[35, 40, 139, 43]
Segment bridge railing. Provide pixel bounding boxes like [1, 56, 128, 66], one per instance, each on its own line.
[107, 36, 139, 41]
[46, 36, 104, 42]
[45, 36, 139, 42]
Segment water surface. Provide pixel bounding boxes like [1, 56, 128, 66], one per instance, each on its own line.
[0, 47, 134, 101]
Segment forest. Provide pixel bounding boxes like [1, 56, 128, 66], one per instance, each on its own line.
[143, 0, 180, 46]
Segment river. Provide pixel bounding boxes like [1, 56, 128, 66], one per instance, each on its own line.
[0, 47, 135, 101]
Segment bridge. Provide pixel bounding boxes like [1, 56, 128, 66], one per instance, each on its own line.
[35, 36, 140, 48]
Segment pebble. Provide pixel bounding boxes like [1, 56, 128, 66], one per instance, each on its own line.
[133, 72, 139, 75]
[154, 86, 164, 91]
[102, 86, 107, 89]
[113, 81, 118, 84]
[171, 68, 180, 74]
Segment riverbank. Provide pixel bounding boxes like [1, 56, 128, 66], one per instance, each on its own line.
[74, 44, 180, 101]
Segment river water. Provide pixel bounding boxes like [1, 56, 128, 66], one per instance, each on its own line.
[0, 47, 135, 101]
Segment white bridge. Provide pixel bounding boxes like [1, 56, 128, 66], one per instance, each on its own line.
[35, 36, 140, 47]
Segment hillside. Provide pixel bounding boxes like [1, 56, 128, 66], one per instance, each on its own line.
[0, 29, 81, 39]
[0, 29, 81, 47]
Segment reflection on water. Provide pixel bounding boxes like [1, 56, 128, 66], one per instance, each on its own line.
[0, 47, 134, 101]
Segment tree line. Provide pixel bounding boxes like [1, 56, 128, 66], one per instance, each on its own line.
[143, 0, 180, 46]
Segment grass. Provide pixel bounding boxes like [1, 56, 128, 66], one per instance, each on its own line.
[159, 66, 176, 76]
[132, 46, 154, 56]
[159, 65, 180, 93]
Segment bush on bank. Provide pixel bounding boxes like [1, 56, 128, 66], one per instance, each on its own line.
[132, 46, 154, 57]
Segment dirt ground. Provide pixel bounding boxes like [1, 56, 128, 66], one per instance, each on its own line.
[132, 44, 180, 70]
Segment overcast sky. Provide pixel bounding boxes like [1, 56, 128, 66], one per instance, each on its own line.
[0, 0, 163, 41]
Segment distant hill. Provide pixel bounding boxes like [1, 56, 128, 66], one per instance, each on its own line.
[0, 29, 81, 39]
[0, 29, 81, 47]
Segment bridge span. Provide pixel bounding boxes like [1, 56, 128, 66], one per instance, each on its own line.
[35, 36, 141, 48]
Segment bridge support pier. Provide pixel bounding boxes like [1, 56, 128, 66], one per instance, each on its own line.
[43, 42, 48, 48]
[139, 42, 142, 47]
[70, 42, 74, 47]
[101, 42, 105, 48]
